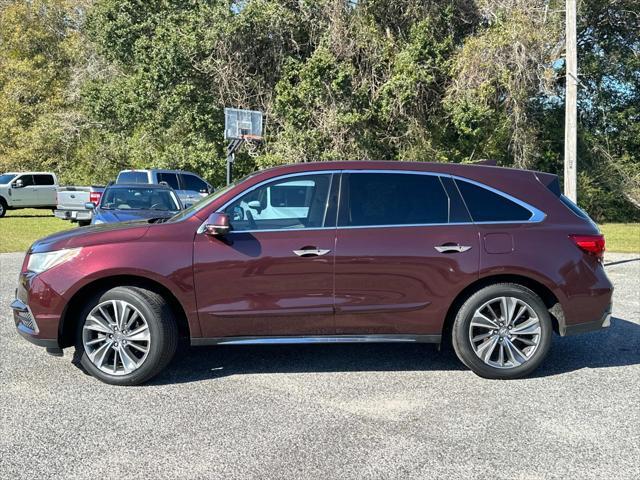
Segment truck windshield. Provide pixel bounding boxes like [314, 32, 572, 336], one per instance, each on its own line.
[0, 174, 17, 184]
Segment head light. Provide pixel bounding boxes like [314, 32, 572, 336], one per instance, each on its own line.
[27, 248, 82, 274]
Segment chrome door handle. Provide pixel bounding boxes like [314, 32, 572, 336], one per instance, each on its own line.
[293, 248, 331, 257]
[434, 244, 472, 253]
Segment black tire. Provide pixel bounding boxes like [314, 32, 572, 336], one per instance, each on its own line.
[451, 283, 552, 379]
[0, 198, 7, 218]
[77, 220, 91, 227]
[75, 286, 178, 385]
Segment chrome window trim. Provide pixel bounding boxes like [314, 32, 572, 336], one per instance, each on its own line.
[198, 168, 546, 234]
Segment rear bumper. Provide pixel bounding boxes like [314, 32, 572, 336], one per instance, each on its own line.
[560, 303, 612, 336]
[54, 209, 92, 221]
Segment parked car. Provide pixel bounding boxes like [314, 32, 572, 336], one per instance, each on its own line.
[12, 161, 612, 385]
[116, 169, 211, 206]
[88, 183, 183, 225]
[0, 172, 58, 217]
[55, 186, 105, 226]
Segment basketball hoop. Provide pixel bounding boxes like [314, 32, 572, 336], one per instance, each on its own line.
[224, 108, 265, 184]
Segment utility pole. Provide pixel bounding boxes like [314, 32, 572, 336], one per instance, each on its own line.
[564, 0, 578, 202]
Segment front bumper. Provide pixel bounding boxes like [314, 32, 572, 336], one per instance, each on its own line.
[561, 304, 612, 336]
[11, 298, 59, 349]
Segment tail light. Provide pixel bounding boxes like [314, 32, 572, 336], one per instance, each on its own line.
[89, 191, 102, 204]
[569, 234, 605, 260]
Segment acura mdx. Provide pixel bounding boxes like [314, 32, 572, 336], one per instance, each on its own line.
[11, 161, 612, 385]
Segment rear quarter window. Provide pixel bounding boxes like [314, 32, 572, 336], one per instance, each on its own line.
[455, 179, 532, 222]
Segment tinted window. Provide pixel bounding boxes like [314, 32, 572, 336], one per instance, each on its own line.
[157, 172, 180, 190]
[16, 175, 34, 186]
[339, 173, 449, 227]
[560, 195, 590, 219]
[181, 174, 208, 193]
[224, 174, 333, 231]
[455, 179, 532, 222]
[101, 187, 180, 211]
[33, 174, 55, 185]
[118, 171, 149, 184]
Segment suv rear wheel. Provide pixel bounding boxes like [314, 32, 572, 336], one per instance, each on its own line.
[452, 283, 552, 379]
[75, 286, 177, 385]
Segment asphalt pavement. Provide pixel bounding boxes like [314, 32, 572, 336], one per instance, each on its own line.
[1, 251, 638, 479]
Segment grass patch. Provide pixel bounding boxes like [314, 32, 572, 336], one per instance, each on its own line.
[0, 209, 75, 254]
[600, 223, 640, 254]
[0, 209, 638, 255]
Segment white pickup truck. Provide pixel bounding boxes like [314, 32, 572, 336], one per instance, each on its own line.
[0, 172, 58, 217]
[55, 186, 105, 226]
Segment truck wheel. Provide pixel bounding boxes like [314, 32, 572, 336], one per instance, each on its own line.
[0, 198, 7, 218]
[78, 220, 90, 227]
[451, 283, 552, 379]
[75, 286, 178, 386]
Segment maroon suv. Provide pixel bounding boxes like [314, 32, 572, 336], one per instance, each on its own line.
[11, 161, 612, 385]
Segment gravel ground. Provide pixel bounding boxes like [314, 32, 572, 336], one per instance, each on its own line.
[1, 251, 639, 479]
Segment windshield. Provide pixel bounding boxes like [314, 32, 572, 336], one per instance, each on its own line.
[100, 187, 180, 211]
[0, 174, 17, 184]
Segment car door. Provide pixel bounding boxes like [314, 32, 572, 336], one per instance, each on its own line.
[193, 172, 339, 338]
[333, 171, 480, 336]
[33, 174, 57, 206]
[9, 174, 36, 206]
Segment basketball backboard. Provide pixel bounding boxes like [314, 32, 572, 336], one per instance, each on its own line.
[224, 108, 263, 140]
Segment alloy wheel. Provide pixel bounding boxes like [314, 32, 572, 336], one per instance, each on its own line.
[82, 300, 151, 376]
[468, 296, 542, 369]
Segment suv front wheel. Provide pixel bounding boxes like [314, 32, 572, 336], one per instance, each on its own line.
[452, 283, 552, 379]
[75, 286, 177, 385]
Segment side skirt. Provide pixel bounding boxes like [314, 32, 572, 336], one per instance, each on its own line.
[191, 334, 441, 346]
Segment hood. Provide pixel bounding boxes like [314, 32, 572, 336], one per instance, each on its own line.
[93, 209, 177, 224]
[29, 220, 151, 254]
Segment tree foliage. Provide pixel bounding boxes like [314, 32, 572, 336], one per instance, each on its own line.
[0, 0, 638, 221]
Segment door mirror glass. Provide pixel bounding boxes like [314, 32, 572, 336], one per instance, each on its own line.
[204, 212, 230, 236]
[85, 202, 96, 210]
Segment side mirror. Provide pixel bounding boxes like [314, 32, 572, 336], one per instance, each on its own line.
[84, 202, 96, 210]
[183, 202, 193, 209]
[12, 179, 24, 188]
[247, 200, 263, 214]
[204, 212, 230, 236]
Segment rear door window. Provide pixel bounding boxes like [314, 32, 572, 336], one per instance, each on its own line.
[118, 171, 149, 184]
[338, 173, 450, 227]
[455, 179, 532, 222]
[181, 174, 208, 193]
[157, 172, 180, 190]
[33, 174, 55, 185]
